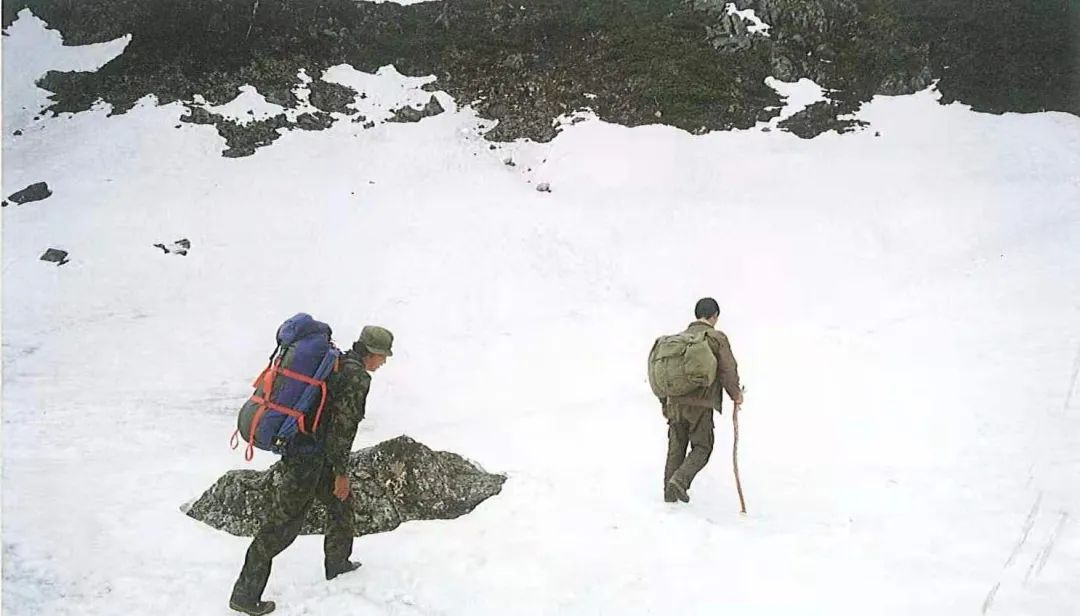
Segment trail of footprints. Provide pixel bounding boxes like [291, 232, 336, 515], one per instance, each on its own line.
[982, 491, 1071, 614]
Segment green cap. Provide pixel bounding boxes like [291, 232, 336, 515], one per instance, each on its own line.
[360, 325, 394, 356]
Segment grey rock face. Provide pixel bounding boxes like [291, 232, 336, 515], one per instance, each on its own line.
[8, 182, 53, 205]
[186, 435, 506, 537]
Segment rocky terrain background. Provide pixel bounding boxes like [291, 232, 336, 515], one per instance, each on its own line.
[3, 0, 1076, 148]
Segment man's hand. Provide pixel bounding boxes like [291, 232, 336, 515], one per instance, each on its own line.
[333, 474, 351, 501]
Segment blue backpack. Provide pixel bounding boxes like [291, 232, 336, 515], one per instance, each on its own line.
[232, 313, 341, 460]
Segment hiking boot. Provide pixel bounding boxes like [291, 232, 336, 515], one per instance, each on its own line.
[229, 598, 276, 615]
[667, 479, 690, 503]
[326, 560, 362, 581]
[663, 485, 678, 503]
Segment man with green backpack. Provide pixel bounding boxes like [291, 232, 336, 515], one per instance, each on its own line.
[648, 298, 743, 503]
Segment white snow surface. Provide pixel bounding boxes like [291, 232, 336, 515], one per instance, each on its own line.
[725, 3, 772, 36]
[193, 86, 288, 126]
[4, 11, 1080, 616]
[763, 77, 828, 125]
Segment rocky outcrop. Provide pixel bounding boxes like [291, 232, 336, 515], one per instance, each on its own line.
[699, 0, 932, 95]
[308, 80, 358, 115]
[387, 96, 445, 123]
[185, 436, 506, 537]
[6, 0, 1073, 145]
[777, 100, 866, 138]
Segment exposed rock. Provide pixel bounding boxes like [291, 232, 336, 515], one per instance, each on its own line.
[154, 238, 191, 255]
[388, 95, 446, 123]
[217, 114, 290, 158]
[536, 182, 551, 193]
[424, 96, 446, 116]
[877, 63, 933, 96]
[179, 106, 218, 125]
[308, 80, 357, 114]
[8, 0, 1074, 148]
[8, 182, 53, 205]
[294, 111, 334, 131]
[777, 100, 867, 138]
[12, 129, 22, 136]
[185, 435, 506, 537]
[40, 248, 69, 265]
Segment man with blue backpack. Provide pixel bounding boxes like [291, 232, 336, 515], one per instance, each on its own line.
[229, 317, 394, 616]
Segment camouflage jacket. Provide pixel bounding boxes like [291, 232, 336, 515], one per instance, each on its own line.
[321, 350, 372, 476]
[676, 320, 741, 411]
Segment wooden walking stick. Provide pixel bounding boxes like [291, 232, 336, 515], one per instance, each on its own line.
[732, 402, 747, 514]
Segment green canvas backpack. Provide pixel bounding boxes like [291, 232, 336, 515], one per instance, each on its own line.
[647, 330, 718, 398]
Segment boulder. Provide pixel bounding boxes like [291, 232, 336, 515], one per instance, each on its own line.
[8, 182, 52, 205]
[40, 248, 69, 265]
[185, 436, 505, 537]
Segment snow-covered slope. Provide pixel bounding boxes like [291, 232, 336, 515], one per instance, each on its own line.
[3, 11, 1079, 616]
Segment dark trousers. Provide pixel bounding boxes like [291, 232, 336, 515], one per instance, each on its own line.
[231, 455, 354, 602]
[664, 405, 715, 491]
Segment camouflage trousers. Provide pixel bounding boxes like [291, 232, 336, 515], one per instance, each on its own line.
[664, 404, 715, 492]
[231, 454, 354, 603]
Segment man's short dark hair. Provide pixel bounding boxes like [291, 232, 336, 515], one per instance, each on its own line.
[694, 297, 720, 319]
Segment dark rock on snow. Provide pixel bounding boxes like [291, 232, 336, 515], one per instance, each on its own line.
[293, 111, 334, 131]
[388, 96, 445, 123]
[8, 182, 53, 205]
[154, 238, 191, 255]
[307, 80, 358, 115]
[40, 248, 69, 265]
[185, 436, 506, 537]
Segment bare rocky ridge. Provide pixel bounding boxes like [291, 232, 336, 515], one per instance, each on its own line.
[3, 0, 1075, 154]
[185, 436, 506, 537]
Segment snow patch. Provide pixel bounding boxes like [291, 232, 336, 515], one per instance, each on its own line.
[725, 3, 771, 36]
[192, 86, 287, 125]
[321, 64, 454, 123]
[762, 77, 829, 127]
[1, 9, 130, 133]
